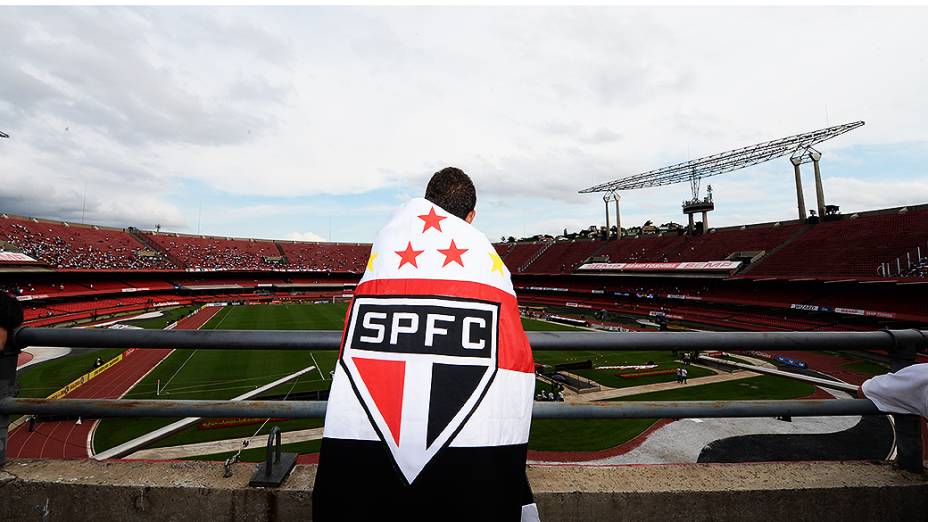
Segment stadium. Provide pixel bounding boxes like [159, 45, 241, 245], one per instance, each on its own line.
[3, 6, 928, 521]
[3, 124, 927, 473]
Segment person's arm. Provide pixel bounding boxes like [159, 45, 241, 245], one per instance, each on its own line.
[0, 291, 24, 352]
[861, 364, 928, 418]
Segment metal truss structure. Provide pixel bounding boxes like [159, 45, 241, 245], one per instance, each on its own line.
[579, 121, 864, 194]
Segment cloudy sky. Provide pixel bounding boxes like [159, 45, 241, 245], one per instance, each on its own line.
[2, 6, 928, 243]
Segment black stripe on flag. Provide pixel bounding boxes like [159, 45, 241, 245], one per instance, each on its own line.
[427, 363, 487, 448]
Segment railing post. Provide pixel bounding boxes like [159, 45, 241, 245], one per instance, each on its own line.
[0, 329, 22, 467]
[249, 425, 297, 487]
[886, 329, 926, 473]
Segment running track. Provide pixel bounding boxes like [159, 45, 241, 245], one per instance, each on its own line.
[8, 306, 223, 459]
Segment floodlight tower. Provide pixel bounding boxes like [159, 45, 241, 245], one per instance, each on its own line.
[789, 152, 807, 220]
[579, 121, 864, 230]
[612, 192, 621, 239]
[682, 171, 714, 233]
[789, 146, 827, 221]
[810, 148, 826, 219]
[603, 193, 611, 237]
[601, 192, 622, 240]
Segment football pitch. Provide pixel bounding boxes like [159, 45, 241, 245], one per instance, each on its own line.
[90, 303, 815, 458]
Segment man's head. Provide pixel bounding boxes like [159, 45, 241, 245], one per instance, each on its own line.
[425, 167, 477, 223]
[0, 291, 23, 351]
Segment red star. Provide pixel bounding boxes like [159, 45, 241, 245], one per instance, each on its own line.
[395, 241, 424, 269]
[438, 239, 468, 267]
[417, 207, 447, 233]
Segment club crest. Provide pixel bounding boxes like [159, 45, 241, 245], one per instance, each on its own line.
[340, 295, 499, 484]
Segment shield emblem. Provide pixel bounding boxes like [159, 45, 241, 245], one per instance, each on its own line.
[340, 296, 499, 484]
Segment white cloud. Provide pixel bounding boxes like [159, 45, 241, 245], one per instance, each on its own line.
[286, 231, 326, 242]
[2, 7, 928, 240]
[826, 177, 928, 212]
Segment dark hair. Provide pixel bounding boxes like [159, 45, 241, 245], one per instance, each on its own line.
[424, 167, 476, 221]
[0, 291, 23, 335]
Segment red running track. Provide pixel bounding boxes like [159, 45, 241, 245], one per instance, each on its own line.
[16, 352, 34, 368]
[7, 306, 223, 459]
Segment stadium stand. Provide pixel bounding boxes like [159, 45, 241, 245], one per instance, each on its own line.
[501, 242, 547, 272]
[141, 232, 282, 271]
[0, 215, 176, 270]
[522, 240, 604, 273]
[2, 204, 926, 330]
[278, 241, 370, 272]
[746, 206, 928, 278]
[595, 234, 685, 264]
[663, 223, 804, 262]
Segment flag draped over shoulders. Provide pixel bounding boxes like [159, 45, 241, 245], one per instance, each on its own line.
[313, 198, 538, 521]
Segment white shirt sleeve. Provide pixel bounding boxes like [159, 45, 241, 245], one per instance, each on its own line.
[861, 363, 928, 418]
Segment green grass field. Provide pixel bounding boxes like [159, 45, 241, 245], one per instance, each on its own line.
[78, 303, 819, 456]
[534, 350, 713, 389]
[519, 317, 584, 331]
[93, 304, 346, 452]
[524, 316, 714, 387]
[843, 360, 889, 378]
[95, 307, 586, 451]
[527, 375, 816, 452]
[611, 374, 816, 402]
[15, 306, 197, 399]
[118, 306, 200, 329]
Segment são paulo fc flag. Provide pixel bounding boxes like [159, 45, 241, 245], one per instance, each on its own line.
[313, 198, 539, 521]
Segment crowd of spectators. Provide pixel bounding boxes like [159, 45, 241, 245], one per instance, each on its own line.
[0, 282, 65, 297]
[901, 255, 928, 278]
[279, 242, 370, 272]
[0, 220, 175, 270]
[142, 233, 283, 271]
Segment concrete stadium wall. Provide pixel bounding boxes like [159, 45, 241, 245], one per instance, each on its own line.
[1, 459, 926, 521]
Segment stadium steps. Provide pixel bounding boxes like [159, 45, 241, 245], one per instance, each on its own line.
[129, 229, 184, 268]
[583, 238, 616, 263]
[273, 241, 291, 265]
[520, 241, 555, 272]
[495, 242, 516, 261]
[739, 224, 812, 275]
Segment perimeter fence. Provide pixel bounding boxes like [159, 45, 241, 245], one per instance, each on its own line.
[1, 328, 924, 471]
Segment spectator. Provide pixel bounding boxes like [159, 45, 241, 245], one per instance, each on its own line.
[313, 167, 538, 521]
[0, 291, 23, 352]
[861, 364, 928, 418]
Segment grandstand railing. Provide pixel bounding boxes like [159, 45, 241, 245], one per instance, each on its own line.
[1, 328, 925, 472]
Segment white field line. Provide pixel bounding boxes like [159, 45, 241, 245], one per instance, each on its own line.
[310, 352, 325, 381]
[523, 315, 599, 332]
[88, 307, 206, 456]
[128, 427, 325, 460]
[157, 306, 230, 394]
[158, 350, 197, 394]
[92, 365, 315, 461]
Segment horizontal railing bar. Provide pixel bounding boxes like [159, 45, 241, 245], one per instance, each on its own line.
[0, 398, 881, 420]
[696, 354, 860, 392]
[12, 327, 927, 352]
[531, 399, 881, 419]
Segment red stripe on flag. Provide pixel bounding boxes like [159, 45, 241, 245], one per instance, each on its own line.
[353, 357, 406, 445]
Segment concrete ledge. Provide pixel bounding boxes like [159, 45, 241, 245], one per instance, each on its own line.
[1, 459, 926, 521]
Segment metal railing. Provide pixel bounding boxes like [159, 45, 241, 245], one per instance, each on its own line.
[1, 328, 925, 472]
